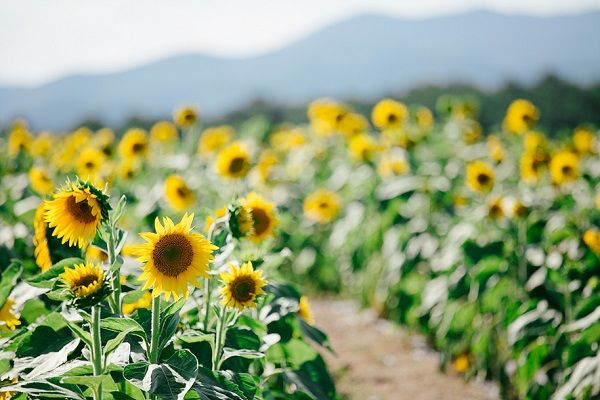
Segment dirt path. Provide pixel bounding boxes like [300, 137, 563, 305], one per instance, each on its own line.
[312, 299, 498, 400]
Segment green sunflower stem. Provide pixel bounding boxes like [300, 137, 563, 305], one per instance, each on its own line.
[149, 295, 161, 364]
[107, 225, 122, 316]
[91, 305, 103, 400]
[212, 306, 228, 371]
[203, 277, 212, 331]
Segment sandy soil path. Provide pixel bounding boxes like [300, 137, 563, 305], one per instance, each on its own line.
[312, 299, 499, 400]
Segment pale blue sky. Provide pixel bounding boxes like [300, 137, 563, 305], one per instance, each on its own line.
[2, 0, 600, 86]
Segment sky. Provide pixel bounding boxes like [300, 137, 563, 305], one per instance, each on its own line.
[2, 0, 600, 87]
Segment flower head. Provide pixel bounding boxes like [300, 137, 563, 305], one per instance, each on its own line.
[583, 229, 600, 255]
[44, 180, 110, 248]
[549, 151, 579, 185]
[135, 213, 217, 300]
[372, 99, 407, 131]
[28, 167, 54, 196]
[220, 262, 267, 310]
[242, 193, 277, 243]
[119, 128, 148, 159]
[198, 125, 233, 155]
[60, 262, 104, 298]
[298, 296, 314, 325]
[164, 175, 195, 212]
[303, 189, 341, 224]
[174, 106, 199, 128]
[503, 99, 539, 134]
[216, 142, 251, 179]
[466, 161, 494, 193]
[0, 299, 21, 332]
[349, 133, 378, 162]
[151, 121, 178, 143]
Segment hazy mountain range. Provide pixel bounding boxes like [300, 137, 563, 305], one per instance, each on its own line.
[1, 10, 600, 131]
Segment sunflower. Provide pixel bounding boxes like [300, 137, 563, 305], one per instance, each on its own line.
[269, 128, 306, 151]
[487, 197, 504, 220]
[549, 151, 579, 185]
[303, 189, 341, 224]
[174, 106, 198, 128]
[307, 99, 348, 136]
[44, 181, 110, 248]
[117, 159, 139, 181]
[377, 153, 409, 178]
[28, 167, 54, 196]
[8, 122, 32, 157]
[466, 161, 494, 193]
[348, 133, 378, 162]
[122, 291, 152, 315]
[298, 296, 315, 325]
[135, 213, 217, 300]
[118, 128, 148, 159]
[228, 203, 254, 239]
[511, 201, 528, 219]
[85, 246, 108, 263]
[338, 112, 368, 137]
[371, 99, 407, 131]
[220, 262, 267, 310]
[0, 299, 21, 332]
[256, 150, 279, 183]
[583, 230, 600, 255]
[416, 107, 434, 130]
[198, 125, 233, 155]
[452, 354, 470, 374]
[503, 99, 539, 134]
[31, 132, 53, 158]
[572, 126, 596, 154]
[76, 147, 107, 180]
[520, 153, 545, 184]
[216, 142, 251, 179]
[487, 135, 505, 163]
[33, 204, 52, 271]
[463, 120, 481, 144]
[150, 121, 178, 143]
[242, 192, 278, 243]
[164, 175, 195, 212]
[60, 262, 104, 298]
[96, 128, 115, 156]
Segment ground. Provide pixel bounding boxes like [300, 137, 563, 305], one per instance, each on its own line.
[312, 299, 499, 400]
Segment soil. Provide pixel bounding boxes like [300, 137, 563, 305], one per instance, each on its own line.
[312, 299, 499, 400]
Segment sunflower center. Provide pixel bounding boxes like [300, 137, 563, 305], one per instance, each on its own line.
[561, 165, 574, 176]
[232, 277, 256, 302]
[251, 208, 270, 236]
[319, 201, 329, 209]
[132, 142, 146, 153]
[73, 273, 99, 288]
[477, 173, 490, 185]
[229, 157, 247, 174]
[387, 113, 398, 124]
[85, 161, 95, 170]
[67, 196, 97, 223]
[176, 186, 190, 199]
[152, 234, 194, 277]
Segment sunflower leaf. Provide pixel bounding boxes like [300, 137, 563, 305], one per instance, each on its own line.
[101, 317, 147, 341]
[0, 260, 23, 307]
[62, 318, 93, 349]
[26, 258, 84, 289]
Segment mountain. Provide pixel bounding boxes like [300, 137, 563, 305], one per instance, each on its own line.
[1, 10, 600, 131]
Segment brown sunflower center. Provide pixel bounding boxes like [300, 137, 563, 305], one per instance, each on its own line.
[477, 173, 490, 185]
[387, 113, 398, 124]
[319, 201, 329, 209]
[152, 234, 194, 277]
[85, 161, 95, 170]
[176, 186, 191, 199]
[251, 208, 270, 236]
[67, 196, 97, 223]
[229, 157, 247, 174]
[232, 277, 256, 302]
[184, 112, 195, 122]
[132, 142, 146, 153]
[561, 165, 574, 176]
[73, 273, 99, 288]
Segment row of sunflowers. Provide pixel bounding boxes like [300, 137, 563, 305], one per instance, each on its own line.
[0, 95, 599, 399]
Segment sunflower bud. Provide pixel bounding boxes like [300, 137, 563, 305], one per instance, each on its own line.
[227, 203, 254, 239]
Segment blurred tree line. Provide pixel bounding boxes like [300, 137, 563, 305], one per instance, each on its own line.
[213, 75, 600, 137]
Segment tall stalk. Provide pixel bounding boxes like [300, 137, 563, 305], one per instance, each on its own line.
[212, 306, 228, 371]
[149, 295, 161, 364]
[91, 305, 103, 400]
[107, 224, 121, 316]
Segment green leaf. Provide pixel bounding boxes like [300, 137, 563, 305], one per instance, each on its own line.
[26, 258, 84, 289]
[16, 324, 73, 358]
[60, 375, 104, 391]
[0, 379, 85, 399]
[124, 350, 198, 400]
[63, 318, 92, 348]
[0, 261, 23, 307]
[104, 329, 132, 362]
[220, 348, 264, 364]
[101, 317, 146, 340]
[299, 320, 333, 352]
[192, 367, 247, 400]
[284, 356, 336, 400]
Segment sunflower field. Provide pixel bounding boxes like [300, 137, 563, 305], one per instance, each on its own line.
[0, 96, 599, 400]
